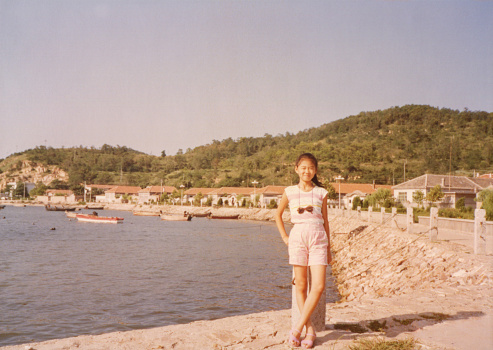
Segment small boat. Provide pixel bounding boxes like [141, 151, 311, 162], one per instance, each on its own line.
[84, 205, 105, 210]
[133, 211, 160, 216]
[210, 214, 240, 220]
[192, 212, 211, 218]
[76, 213, 124, 224]
[161, 214, 192, 221]
[14, 204, 27, 207]
[65, 211, 77, 218]
[0, 205, 5, 209]
[45, 204, 76, 211]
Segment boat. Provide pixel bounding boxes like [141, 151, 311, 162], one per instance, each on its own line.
[76, 213, 124, 224]
[192, 212, 211, 218]
[0, 205, 5, 209]
[161, 214, 192, 221]
[210, 214, 240, 220]
[65, 211, 77, 218]
[45, 204, 76, 211]
[133, 211, 160, 216]
[14, 204, 27, 207]
[84, 205, 105, 210]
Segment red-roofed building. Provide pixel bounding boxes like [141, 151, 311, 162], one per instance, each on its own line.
[257, 185, 286, 207]
[328, 182, 393, 208]
[138, 186, 177, 204]
[105, 186, 142, 203]
[209, 187, 255, 206]
[183, 188, 216, 205]
[392, 174, 493, 208]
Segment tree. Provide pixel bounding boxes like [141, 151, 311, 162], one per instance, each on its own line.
[352, 196, 362, 210]
[161, 150, 166, 158]
[30, 182, 48, 196]
[49, 179, 69, 189]
[326, 183, 338, 200]
[477, 189, 493, 221]
[455, 197, 465, 210]
[13, 182, 28, 199]
[193, 192, 204, 206]
[412, 190, 425, 208]
[426, 185, 444, 205]
[367, 188, 392, 208]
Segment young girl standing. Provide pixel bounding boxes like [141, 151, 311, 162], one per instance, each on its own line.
[275, 153, 332, 349]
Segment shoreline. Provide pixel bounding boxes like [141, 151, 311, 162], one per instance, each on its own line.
[1, 211, 492, 349]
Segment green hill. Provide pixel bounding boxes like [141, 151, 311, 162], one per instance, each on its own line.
[1, 105, 492, 190]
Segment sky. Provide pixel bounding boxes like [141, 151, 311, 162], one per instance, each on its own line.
[1, 0, 492, 159]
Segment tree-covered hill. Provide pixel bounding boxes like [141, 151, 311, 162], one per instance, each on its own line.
[1, 105, 492, 190]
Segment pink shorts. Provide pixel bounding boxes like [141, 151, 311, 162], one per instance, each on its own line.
[288, 223, 328, 266]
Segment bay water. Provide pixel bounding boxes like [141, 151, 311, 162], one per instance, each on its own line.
[0, 205, 338, 346]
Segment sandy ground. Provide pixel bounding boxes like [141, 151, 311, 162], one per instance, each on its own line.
[1, 206, 492, 349]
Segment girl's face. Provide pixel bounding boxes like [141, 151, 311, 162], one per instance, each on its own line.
[295, 159, 317, 182]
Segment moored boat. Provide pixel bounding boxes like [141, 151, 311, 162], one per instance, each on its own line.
[133, 211, 160, 216]
[84, 205, 105, 210]
[161, 214, 192, 221]
[192, 212, 211, 218]
[76, 214, 124, 224]
[65, 211, 77, 218]
[210, 214, 240, 220]
[0, 205, 5, 209]
[45, 204, 76, 211]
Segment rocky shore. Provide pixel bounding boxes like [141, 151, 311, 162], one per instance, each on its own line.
[1, 211, 492, 349]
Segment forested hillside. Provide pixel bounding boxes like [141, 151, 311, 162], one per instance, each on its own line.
[1, 105, 492, 190]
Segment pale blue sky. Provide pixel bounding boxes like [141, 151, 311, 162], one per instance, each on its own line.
[1, 1, 492, 159]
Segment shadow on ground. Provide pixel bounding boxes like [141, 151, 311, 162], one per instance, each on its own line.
[317, 310, 485, 345]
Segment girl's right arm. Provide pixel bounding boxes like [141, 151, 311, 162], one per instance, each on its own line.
[275, 192, 290, 246]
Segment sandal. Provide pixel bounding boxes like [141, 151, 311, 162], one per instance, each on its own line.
[288, 329, 301, 347]
[301, 333, 316, 349]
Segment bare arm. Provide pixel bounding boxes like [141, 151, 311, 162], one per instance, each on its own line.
[321, 194, 332, 264]
[275, 192, 290, 246]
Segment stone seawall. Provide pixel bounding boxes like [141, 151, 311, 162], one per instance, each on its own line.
[329, 216, 493, 302]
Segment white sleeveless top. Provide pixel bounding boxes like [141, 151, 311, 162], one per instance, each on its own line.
[285, 185, 328, 224]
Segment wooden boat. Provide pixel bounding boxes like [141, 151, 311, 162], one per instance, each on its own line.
[65, 211, 77, 218]
[14, 204, 27, 207]
[161, 214, 192, 221]
[192, 212, 211, 218]
[133, 211, 160, 216]
[84, 205, 105, 210]
[210, 214, 240, 220]
[45, 204, 76, 211]
[76, 213, 124, 224]
[0, 205, 5, 209]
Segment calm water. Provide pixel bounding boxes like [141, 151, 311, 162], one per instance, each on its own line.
[0, 205, 338, 346]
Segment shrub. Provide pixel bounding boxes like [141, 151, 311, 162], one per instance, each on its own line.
[352, 196, 361, 210]
[438, 208, 474, 220]
[267, 199, 278, 209]
[455, 197, 465, 210]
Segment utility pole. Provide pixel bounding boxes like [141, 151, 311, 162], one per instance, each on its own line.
[403, 160, 407, 183]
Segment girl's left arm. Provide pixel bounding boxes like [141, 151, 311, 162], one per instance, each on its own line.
[322, 194, 332, 264]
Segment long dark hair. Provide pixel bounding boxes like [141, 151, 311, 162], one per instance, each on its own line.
[295, 153, 325, 188]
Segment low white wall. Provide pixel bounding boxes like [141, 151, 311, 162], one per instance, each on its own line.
[418, 216, 493, 235]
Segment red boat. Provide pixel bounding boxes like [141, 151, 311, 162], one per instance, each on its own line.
[76, 214, 124, 224]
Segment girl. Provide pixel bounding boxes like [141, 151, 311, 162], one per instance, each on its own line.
[275, 153, 332, 349]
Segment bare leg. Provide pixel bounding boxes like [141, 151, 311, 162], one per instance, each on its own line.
[293, 265, 308, 333]
[293, 265, 326, 334]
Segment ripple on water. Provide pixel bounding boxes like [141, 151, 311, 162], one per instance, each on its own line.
[0, 206, 338, 346]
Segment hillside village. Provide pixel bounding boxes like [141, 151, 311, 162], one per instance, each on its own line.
[2, 164, 492, 214]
